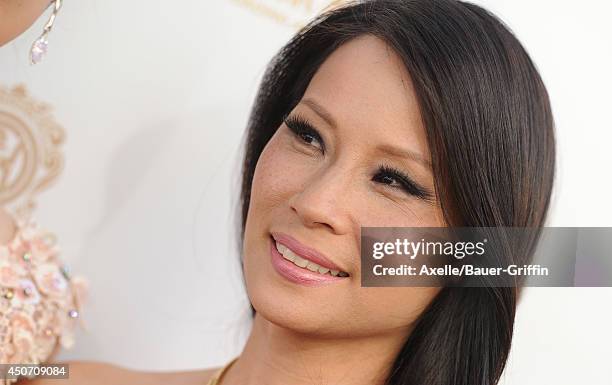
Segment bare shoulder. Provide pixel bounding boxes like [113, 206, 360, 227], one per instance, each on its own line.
[19, 360, 220, 385]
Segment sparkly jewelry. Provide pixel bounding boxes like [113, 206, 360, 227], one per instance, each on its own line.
[0, 212, 88, 384]
[30, 0, 64, 65]
[206, 357, 238, 385]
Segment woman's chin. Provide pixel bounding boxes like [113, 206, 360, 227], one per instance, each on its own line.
[246, 284, 354, 337]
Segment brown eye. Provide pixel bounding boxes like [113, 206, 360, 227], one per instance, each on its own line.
[284, 114, 325, 153]
[373, 164, 435, 202]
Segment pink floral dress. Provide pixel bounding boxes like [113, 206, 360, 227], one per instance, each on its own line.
[0, 216, 88, 384]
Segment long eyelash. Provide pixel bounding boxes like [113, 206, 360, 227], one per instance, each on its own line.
[283, 114, 325, 152]
[282, 114, 434, 202]
[377, 163, 435, 202]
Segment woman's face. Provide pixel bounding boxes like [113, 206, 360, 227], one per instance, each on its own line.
[0, 0, 51, 46]
[243, 34, 445, 338]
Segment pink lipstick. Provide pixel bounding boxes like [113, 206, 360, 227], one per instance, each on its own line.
[269, 233, 349, 286]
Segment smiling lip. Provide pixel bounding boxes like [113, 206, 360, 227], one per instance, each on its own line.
[270, 231, 345, 272]
[269, 233, 348, 286]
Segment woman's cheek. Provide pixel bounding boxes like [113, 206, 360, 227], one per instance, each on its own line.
[253, 137, 314, 205]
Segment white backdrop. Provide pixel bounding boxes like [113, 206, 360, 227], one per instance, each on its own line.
[1, 1, 611, 384]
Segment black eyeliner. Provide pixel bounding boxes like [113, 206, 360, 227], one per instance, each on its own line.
[377, 163, 435, 202]
[283, 113, 434, 202]
[283, 113, 325, 152]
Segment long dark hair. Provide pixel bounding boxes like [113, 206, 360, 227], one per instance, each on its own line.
[235, 1, 556, 384]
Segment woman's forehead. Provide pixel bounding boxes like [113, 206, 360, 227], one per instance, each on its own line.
[298, 35, 429, 164]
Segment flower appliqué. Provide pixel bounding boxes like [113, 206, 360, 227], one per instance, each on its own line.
[0, 218, 88, 383]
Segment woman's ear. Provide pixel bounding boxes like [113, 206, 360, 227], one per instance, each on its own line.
[0, 206, 17, 244]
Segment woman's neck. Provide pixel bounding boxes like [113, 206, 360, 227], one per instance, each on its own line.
[221, 312, 409, 385]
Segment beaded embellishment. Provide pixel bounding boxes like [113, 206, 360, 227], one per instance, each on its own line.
[0, 216, 88, 383]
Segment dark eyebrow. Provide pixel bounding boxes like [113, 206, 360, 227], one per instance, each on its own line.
[301, 97, 338, 129]
[377, 143, 432, 169]
[300, 97, 431, 170]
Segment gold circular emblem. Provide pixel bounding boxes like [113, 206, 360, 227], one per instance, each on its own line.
[0, 84, 65, 217]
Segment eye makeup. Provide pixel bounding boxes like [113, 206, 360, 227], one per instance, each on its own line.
[282, 112, 436, 202]
[284, 113, 325, 152]
[374, 162, 435, 202]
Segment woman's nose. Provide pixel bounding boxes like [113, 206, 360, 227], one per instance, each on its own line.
[288, 164, 354, 235]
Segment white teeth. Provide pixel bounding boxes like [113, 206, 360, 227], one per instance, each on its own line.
[276, 242, 289, 256]
[293, 256, 309, 268]
[306, 262, 319, 271]
[275, 240, 348, 278]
